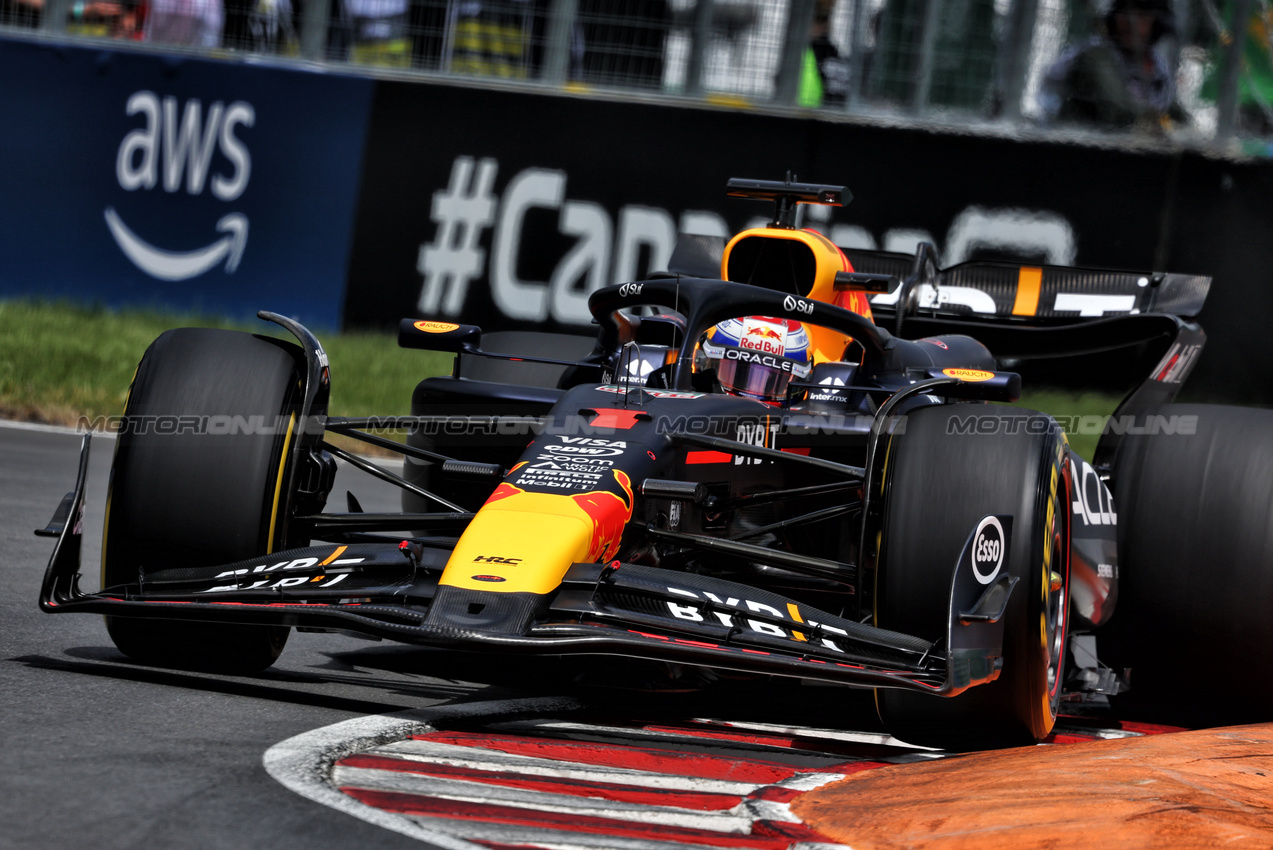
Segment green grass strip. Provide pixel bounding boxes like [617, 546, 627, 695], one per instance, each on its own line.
[0, 300, 451, 424]
[0, 299, 1120, 459]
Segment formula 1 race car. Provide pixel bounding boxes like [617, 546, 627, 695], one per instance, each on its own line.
[38, 178, 1273, 749]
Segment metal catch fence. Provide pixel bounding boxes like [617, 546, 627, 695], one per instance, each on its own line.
[5, 0, 1271, 149]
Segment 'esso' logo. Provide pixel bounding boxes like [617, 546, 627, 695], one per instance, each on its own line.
[972, 516, 1005, 584]
[620, 282, 643, 297]
[414, 320, 459, 333]
[783, 295, 814, 315]
[942, 368, 995, 382]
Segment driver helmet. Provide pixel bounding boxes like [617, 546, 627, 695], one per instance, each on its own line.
[699, 316, 813, 403]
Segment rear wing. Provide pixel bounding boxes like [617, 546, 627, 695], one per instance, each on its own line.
[845, 244, 1211, 328]
[843, 243, 1211, 471]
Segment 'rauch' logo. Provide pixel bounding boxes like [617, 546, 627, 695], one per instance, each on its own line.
[109, 91, 254, 281]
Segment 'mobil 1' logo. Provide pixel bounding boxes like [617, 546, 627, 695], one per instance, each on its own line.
[108, 91, 254, 281]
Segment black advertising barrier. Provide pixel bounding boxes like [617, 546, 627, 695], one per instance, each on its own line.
[346, 77, 1273, 402]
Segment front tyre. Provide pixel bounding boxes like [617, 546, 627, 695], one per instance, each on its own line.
[875, 406, 1070, 750]
[103, 329, 304, 674]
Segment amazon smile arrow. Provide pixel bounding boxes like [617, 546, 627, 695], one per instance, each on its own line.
[105, 207, 249, 281]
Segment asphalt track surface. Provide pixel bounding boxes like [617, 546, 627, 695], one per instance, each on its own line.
[2, 423, 457, 850]
[0, 423, 896, 850]
[12, 423, 1260, 849]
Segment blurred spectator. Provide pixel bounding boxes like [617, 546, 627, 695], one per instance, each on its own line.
[223, 0, 296, 53]
[445, 0, 532, 77]
[343, 0, 410, 66]
[66, 0, 143, 36]
[146, 0, 222, 46]
[1200, 0, 1273, 136]
[1039, 0, 1187, 130]
[799, 0, 851, 107]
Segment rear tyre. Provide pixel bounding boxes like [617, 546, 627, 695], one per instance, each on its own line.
[1102, 404, 1273, 726]
[103, 328, 303, 674]
[875, 406, 1070, 750]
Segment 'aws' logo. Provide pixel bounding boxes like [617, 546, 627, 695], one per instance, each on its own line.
[108, 91, 255, 281]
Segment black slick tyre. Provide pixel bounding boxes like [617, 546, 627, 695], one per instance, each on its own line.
[102, 328, 303, 674]
[875, 406, 1070, 750]
[1102, 403, 1273, 726]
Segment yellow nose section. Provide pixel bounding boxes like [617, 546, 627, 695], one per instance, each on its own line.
[439, 475, 633, 595]
[441, 507, 594, 594]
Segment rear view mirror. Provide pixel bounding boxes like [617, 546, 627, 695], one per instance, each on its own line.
[398, 318, 482, 353]
[927, 367, 1021, 402]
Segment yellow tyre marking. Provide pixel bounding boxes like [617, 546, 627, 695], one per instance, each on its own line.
[266, 412, 297, 554]
[1037, 443, 1063, 731]
[879, 438, 893, 495]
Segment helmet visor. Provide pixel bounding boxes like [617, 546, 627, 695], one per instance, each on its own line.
[716, 359, 792, 402]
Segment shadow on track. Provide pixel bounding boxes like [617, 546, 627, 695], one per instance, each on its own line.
[12, 641, 895, 735]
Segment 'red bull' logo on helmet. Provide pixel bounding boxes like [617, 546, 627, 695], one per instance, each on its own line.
[737, 317, 809, 358]
[742, 324, 786, 356]
[570, 469, 634, 562]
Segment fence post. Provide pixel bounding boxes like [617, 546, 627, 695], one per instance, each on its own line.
[1216, 0, 1253, 141]
[299, 0, 331, 60]
[994, 0, 1040, 119]
[685, 0, 714, 96]
[775, 0, 818, 105]
[40, 0, 69, 34]
[845, 0, 869, 108]
[911, 0, 942, 110]
[543, 0, 580, 84]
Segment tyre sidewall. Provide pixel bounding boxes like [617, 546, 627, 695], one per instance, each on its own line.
[875, 405, 1068, 748]
[102, 328, 302, 674]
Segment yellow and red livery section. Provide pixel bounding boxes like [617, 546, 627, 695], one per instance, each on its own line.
[720, 226, 874, 364]
[438, 466, 634, 595]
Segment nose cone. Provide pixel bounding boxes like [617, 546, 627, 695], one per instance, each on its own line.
[437, 470, 634, 597]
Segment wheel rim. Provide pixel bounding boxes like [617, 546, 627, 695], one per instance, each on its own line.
[1045, 529, 1068, 704]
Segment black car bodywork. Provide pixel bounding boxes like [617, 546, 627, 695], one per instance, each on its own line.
[38, 179, 1213, 744]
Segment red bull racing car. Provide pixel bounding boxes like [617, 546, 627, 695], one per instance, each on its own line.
[37, 178, 1273, 748]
